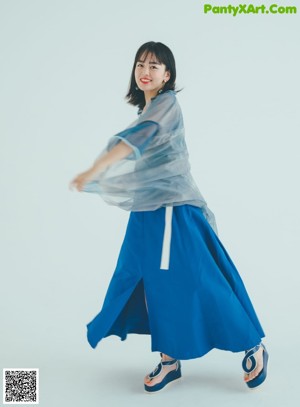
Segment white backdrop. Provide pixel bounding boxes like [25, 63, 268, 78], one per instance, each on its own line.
[1, 1, 299, 406]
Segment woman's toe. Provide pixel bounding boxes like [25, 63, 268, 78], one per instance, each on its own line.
[144, 375, 151, 385]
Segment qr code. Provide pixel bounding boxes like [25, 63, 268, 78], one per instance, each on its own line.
[3, 369, 39, 404]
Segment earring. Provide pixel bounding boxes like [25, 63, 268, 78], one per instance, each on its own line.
[158, 80, 166, 94]
[135, 86, 139, 90]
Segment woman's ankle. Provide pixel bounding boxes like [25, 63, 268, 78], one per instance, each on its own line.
[161, 353, 174, 361]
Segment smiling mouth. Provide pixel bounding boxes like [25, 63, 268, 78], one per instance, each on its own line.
[140, 79, 151, 84]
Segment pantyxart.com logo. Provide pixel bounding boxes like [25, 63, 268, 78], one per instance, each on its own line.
[203, 3, 297, 16]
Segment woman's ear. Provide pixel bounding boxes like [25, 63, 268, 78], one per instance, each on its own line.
[164, 70, 171, 82]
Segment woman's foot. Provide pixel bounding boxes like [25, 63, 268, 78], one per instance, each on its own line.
[242, 343, 269, 388]
[144, 353, 181, 392]
[243, 345, 264, 383]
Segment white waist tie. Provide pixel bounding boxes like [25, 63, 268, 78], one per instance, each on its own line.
[160, 206, 173, 270]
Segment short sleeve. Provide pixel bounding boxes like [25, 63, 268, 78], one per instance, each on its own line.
[107, 90, 177, 160]
[111, 120, 159, 159]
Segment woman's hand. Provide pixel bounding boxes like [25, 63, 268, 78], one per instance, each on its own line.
[69, 168, 96, 192]
[69, 141, 133, 192]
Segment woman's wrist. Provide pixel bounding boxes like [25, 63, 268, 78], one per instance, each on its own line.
[89, 162, 106, 178]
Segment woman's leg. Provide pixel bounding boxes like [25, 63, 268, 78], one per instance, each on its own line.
[144, 291, 178, 387]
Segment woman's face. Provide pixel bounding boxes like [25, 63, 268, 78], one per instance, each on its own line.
[134, 52, 170, 99]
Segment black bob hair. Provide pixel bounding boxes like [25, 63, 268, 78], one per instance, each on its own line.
[125, 41, 181, 112]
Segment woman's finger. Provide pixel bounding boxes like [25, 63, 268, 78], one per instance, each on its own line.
[69, 179, 79, 191]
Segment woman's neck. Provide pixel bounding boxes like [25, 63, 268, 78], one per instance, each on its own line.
[143, 91, 155, 105]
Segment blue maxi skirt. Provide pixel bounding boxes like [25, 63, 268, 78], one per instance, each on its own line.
[86, 204, 265, 360]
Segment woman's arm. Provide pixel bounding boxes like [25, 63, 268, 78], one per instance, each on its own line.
[69, 141, 133, 191]
[70, 92, 176, 192]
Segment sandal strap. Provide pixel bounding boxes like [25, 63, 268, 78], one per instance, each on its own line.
[162, 359, 178, 366]
[242, 343, 262, 374]
[159, 352, 178, 366]
[148, 362, 163, 379]
[147, 356, 179, 380]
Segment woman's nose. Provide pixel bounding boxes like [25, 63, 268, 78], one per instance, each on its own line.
[141, 65, 150, 76]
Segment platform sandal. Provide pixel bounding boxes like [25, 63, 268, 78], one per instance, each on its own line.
[144, 352, 182, 393]
[242, 343, 269, 389]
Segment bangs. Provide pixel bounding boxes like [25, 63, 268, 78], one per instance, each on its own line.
[136, 48, 162, 65]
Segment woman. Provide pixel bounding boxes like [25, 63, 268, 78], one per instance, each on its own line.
[70, 41, 269, 393]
